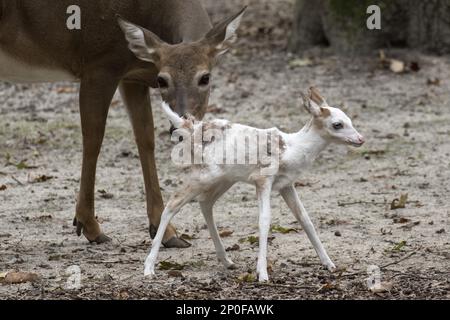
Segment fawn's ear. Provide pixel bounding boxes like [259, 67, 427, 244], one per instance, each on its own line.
[118, 16, 164, 63]
[301, 92, 322, 117]
[301, 87, 329, 117]
[203, 7, 247, 58]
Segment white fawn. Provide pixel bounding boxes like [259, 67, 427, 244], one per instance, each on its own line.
[145, 87, 365, 282]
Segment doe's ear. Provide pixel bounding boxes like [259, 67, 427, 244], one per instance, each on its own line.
[203, 7, 247, 58]
[117, 16, 164, 63]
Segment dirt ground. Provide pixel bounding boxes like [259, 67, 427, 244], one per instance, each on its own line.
[0, 0, 449, 300]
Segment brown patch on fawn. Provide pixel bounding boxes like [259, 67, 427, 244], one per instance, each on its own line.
[320, 107, 331, 118]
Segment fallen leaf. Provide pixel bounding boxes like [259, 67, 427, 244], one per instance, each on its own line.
[270, 225, 298, 234]
[15, 161, 37, 170]
[98, 189, 114, 199]
[226, 244, 240, 252]
[390, 194, 408, 210]
[391, 240, 407, 252]
[427, 78, 440, 86]
[238, 273, 256, 283]
[3, 272, 39, 284]
[159, 261, 185, 271]
[409, 62, 420, 72]
[0, 185, 6, 191]
[361, 150, 386, 157]
[180, 233, 196, 241]
[390, 59, 405, 73]
[167, 270, 184, 278]
[289, 58, 313, 68]
[393, 217, 410, 224]
[188, 260, 206, 268]
[294, 181, 313, 188]
[31, 174, 53, 183]
[56, 87, 77, 94]
[399, 221, 420, 230]
[239, 236, 259, 245]
[219, 230, 234, 238]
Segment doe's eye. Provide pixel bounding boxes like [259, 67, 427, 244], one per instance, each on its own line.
[332, 122, 344, 130]
[157, 76, 169, 89]
[199, 74, 211, 87]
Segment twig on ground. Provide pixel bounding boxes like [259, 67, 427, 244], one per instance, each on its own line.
[339, 250, 418, 277]
[11, 175, 24, 186]
[338, 200, 386, 207]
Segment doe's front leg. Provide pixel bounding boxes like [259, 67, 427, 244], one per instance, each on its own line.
[255, 178, 273, 282]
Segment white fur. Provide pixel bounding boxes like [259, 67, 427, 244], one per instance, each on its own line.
[161, 101, 185, 128]
[224, 11, 244, 42]
[145, 92, 364, 282]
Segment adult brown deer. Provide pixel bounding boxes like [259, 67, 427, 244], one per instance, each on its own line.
[0, 0, 246, 247]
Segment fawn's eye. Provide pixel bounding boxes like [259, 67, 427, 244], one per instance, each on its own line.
[198, 74, 211, 87]
[157, 76, 169, 89]
[333, 122, 344, 130]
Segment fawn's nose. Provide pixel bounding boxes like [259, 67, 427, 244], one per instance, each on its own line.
[358, 135, 365, 145]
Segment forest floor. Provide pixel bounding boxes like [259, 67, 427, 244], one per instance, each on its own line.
[0, 0, 449, 300]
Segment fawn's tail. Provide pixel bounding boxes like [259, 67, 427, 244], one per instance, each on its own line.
[161, 101, 185, 129]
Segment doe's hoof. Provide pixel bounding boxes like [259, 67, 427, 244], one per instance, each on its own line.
[163, 236, 192, 248]
[149, 225, 157, 239]
[90, 233, 112, 244]
[72, 217, 111, 244]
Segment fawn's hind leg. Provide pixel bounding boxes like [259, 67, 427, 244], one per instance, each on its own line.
[144, 186, 200, 277]
[280, 185, 336, 271]
[199, 183, 236, 270]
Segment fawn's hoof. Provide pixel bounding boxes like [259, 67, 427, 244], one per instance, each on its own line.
[325, 262, 337, 273]
[73, 218, 111, 244]
[227, 263, 238, 270]
[163, 236, 192, 249]
[144, 266, 155, 278]
[258, 272, 269, 283]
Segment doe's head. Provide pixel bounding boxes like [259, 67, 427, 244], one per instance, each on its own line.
[118, 7, 247, 120]
[301, 87, 365, 147]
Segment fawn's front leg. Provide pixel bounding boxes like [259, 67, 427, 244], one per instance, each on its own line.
[144, 186, 199, 277]
[280, 185, 336, 271]
[255, 178, 273, 282]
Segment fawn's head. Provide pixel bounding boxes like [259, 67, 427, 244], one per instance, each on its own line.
[301, 87, 365, 147]
[118, 8, 246, 120]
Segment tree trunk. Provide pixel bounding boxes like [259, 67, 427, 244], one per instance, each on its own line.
[288, 0, 450, 55]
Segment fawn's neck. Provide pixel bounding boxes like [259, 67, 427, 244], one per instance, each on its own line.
[286, 119, 330, 166]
